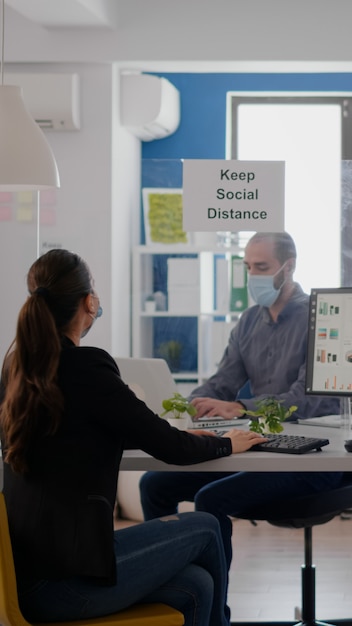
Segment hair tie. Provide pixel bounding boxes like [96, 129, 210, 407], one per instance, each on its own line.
[34, 287, 49, 298]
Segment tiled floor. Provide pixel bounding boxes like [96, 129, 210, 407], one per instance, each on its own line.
[115, 513, 352, 623]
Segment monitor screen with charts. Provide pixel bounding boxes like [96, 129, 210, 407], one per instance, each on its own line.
[306, 287, 352, 397]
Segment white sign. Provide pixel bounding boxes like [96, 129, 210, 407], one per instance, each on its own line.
[182, 160, 285, 232]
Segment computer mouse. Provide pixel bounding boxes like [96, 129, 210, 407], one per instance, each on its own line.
[344, 440, 352, 452]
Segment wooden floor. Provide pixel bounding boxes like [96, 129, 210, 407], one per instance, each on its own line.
[228, 514, 352, 623]
[115, 513, 352, 624]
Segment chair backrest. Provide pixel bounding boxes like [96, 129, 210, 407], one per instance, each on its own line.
[0, 493, 31, 626]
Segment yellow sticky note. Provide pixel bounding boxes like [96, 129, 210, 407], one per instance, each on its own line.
[17, 191, 34, 204]
[17, 205, 33, 222]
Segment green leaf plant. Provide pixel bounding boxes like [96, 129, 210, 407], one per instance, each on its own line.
[161, 392, 197, 419]
[242, 397, 298, 434]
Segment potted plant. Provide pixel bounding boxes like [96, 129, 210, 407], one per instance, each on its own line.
[144, 294, 156, 313]
[242, 397, 298, 434]
[157, 340, 182, 372]
[161, 392, 197, 430]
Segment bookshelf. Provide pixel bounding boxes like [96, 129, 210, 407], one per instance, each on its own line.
[132, 244, 247, 391]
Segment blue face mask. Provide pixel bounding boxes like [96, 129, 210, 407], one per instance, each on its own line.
[81, 301, 103, 338]
[247, 263, 287, 307]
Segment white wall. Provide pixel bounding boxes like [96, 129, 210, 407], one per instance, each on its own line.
[111, 67, 142, 357]
[5, 0, 352, 63]
[1, 61, 118, 363]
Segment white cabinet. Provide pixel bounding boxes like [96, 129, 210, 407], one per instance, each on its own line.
[132, 245, 246, 389]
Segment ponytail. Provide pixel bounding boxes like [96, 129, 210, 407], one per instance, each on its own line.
[0, 249, 92, 474]
[0, 293, 63, 473]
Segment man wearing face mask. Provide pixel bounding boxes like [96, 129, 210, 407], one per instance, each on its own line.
[140, 231, 342, 571]
[186, 230, 339, 420]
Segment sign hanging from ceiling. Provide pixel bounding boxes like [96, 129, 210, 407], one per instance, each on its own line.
[182, 160, 285, 232]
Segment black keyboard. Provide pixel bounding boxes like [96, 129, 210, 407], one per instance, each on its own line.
[251, 434, 330, 454]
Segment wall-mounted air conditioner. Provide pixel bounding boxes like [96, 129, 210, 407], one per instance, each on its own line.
[5, 73, 80, 131]
[120, 74, 180, 141]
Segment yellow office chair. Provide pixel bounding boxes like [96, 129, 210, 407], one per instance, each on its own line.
[0, 493, 184, 626]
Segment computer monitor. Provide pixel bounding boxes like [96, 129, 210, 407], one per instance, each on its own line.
[306, 287, 352, 397]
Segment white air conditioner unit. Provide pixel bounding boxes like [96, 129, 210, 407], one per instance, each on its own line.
[121, 74, 180, 141]
[5, 73, 80, 131]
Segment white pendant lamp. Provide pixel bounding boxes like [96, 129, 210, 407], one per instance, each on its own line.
[0, 0, 60, 190]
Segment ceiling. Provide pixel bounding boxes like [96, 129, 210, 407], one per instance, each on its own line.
[5, 0, 119, 29]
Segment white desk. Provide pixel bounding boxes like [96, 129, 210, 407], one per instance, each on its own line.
[0, 424, 350, 488]
[121, 422, 352, 472]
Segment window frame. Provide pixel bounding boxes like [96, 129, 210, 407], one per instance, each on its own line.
[227, 92, 352, 160]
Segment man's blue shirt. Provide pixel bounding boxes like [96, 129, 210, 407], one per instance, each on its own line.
[190, 284, 340, 419]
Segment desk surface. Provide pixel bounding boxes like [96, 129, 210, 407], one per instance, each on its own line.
[0, 424, 350, 486]
[121, 422, 352, 472]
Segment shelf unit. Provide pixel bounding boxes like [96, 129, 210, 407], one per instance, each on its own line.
[132, 245, 245, 390]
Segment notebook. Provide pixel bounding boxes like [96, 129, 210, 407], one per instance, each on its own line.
[115, 357, 178, 416]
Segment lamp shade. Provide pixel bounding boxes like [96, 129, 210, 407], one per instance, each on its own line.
[0, 85, 60, 190]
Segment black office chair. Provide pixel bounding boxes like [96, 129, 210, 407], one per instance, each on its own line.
[235, 473, 352, 626]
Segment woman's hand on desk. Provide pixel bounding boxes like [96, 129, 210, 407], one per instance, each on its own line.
[224, 429, 268, 454]
[188, 428, 267, 453]
[191, 397, 245, 419]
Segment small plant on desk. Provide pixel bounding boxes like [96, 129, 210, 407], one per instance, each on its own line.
[161, 392, 197, 420]
[242, 397, 298, 434]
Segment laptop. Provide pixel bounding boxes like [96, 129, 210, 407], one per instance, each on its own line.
[190, 416, 249, 431]
[115, 357, 178, 416]
[115, 357, 248, 430]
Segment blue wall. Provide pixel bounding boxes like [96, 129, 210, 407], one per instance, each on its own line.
[142, 72, 352, 160]
[141, 71, 352, 224]
[141, 72, 352, 375]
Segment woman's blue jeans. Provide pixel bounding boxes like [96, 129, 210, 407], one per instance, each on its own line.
[17, 512, 230, 626]
[140, 470, 344, 571]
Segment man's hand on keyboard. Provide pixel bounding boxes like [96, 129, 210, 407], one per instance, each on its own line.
[191, 397, 245, 419]
[224, 429, 268, 454]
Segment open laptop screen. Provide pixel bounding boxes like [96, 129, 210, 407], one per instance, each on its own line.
[115, 357, 249, 429]
[115, 357, 178, 416]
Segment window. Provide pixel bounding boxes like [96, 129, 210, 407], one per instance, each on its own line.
[227, 93, 352, 292]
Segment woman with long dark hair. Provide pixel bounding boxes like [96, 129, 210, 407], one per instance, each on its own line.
[0, 249, 264, 626]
